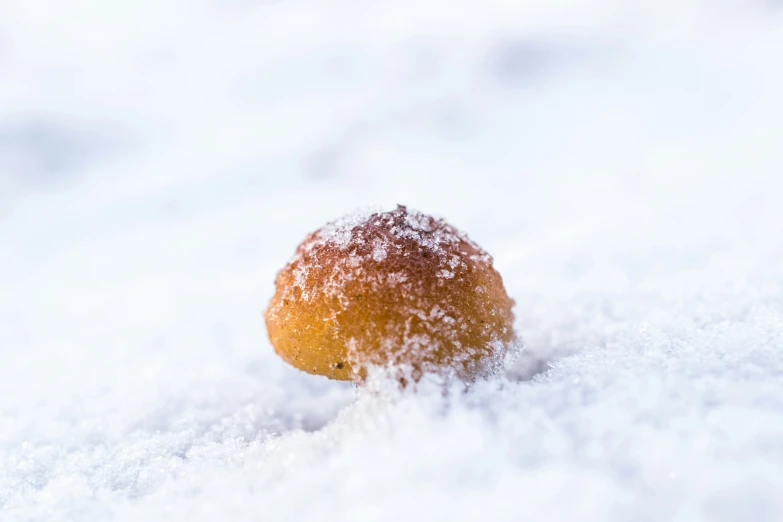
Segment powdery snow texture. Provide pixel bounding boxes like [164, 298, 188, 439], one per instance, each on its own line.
[2, 1, 783, 522]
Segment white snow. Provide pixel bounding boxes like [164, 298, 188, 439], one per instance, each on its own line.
[3, 1, 783, 521]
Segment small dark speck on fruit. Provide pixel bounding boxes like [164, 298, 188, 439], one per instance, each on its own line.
[336, 362, 344, 369]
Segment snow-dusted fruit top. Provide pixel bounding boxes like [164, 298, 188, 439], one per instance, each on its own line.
[264, 205, 516, 382]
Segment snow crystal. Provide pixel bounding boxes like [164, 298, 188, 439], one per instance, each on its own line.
[307, 206, 382, 249]
[371, 240, 388, 262]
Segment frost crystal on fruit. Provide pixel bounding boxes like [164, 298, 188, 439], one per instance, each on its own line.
[265, 205, 516, 382]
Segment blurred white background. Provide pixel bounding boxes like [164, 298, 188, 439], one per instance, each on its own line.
[2, 2, 783, 521]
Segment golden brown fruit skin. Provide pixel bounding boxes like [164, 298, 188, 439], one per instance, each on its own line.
[264, 205, 515, 382]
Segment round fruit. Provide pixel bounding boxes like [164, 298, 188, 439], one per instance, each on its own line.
[264, 205, 515, 382]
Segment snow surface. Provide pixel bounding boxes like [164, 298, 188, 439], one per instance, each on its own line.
[3, 1, 783, 521]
